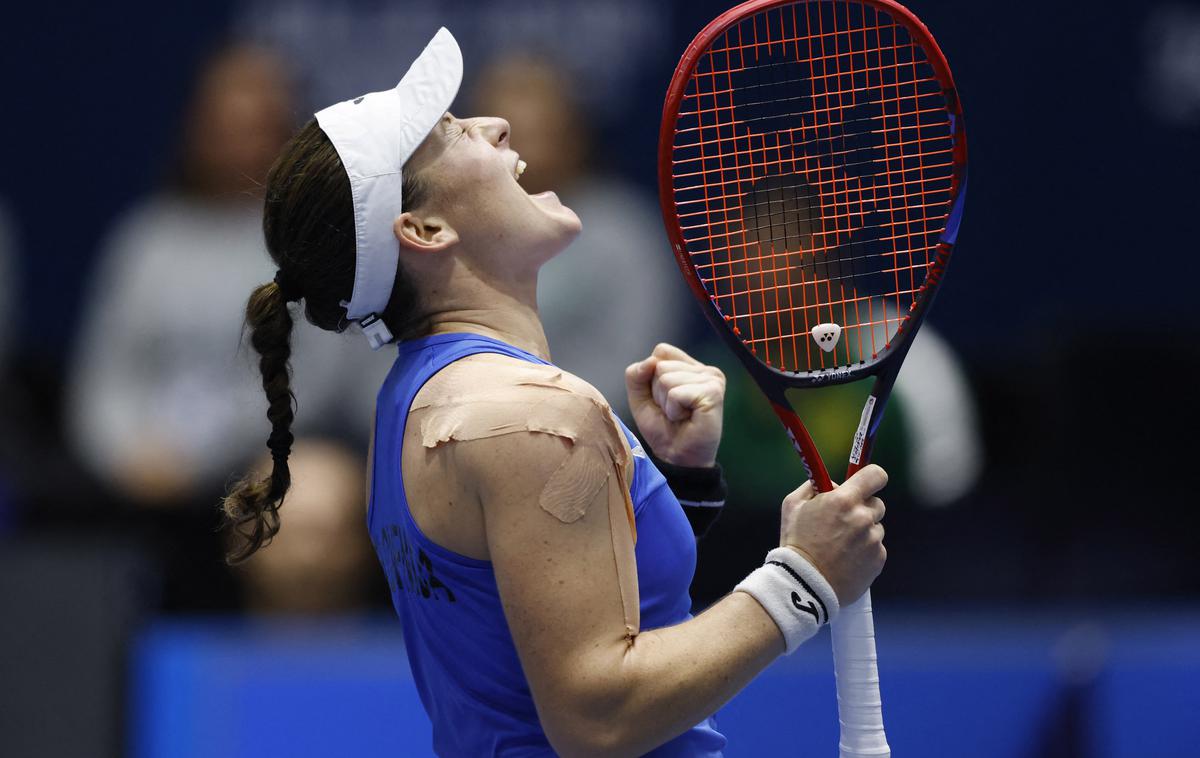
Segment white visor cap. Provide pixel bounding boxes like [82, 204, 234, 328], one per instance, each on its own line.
[314, 27, 463, 349]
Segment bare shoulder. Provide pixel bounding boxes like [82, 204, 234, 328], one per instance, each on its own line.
[411, 353, 644, 652]
[410, 352, 631, 523]
[415, 352, 609, 407]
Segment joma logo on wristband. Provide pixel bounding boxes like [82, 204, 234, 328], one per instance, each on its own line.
[767, 559, 829, 625]
[791, 592, 819, 621]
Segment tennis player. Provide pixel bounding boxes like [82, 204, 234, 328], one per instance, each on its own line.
[224, 28, 888, 757]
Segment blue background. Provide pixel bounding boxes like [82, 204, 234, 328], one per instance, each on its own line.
[132, 612, 1200, 757]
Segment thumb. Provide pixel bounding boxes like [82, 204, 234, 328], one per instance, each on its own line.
[839, 464, 889, 502]
[624, 357, 657, 407]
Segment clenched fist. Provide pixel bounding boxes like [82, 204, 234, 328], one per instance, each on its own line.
[625, 343, 726, 468]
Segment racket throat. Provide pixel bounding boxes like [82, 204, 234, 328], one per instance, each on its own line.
[846, 370, 899, 478]
[846, 395, 881, 480]
[769, 403, 835, 492]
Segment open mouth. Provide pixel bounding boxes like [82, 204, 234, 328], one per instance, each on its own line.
[514, 158, 527, 181]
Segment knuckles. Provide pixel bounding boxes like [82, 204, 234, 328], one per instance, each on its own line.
[782, 484, 812, 509]
[652, 342, 680, 360]
[869, 497, 887, 522]
[781, 497, 799, 518]
[849, 508, 875, 532]
[825, 489, 852, 511]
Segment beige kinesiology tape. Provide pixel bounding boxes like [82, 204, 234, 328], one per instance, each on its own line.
[412, 357, 641, 636]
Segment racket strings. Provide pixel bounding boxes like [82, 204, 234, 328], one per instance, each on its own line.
[669, 0, 955, 374]
[671, 128, 953, 179]
[677, 174, 954, 231]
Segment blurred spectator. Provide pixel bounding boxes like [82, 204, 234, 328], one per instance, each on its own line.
[892, 326, 983, 507]
[66, 44, 392, 508]
[469, 53, 693, 416]
[233, 440, 376, 614]
[1144, 4, 1200, 127]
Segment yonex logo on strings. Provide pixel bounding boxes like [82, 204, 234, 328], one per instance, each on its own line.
[811, 323, 842, 353]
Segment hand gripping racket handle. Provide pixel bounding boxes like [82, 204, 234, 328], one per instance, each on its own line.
[772, 404, 890, 756]
[836, 396, 890, 756]
[831, 592, 890, 757]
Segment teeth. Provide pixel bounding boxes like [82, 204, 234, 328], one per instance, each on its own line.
[516, 159, 527, 180]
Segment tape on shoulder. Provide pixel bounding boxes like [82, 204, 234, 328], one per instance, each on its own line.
[413, 362, 635, 531]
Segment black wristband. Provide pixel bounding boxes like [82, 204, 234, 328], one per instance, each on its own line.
[647, 451, 727, 538]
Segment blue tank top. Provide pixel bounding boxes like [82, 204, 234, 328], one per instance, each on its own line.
[368, 333, 726, 757]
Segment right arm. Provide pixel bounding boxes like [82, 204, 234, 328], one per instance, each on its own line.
[460, 414, 888, 757]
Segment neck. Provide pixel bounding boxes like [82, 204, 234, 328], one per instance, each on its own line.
[423, 274, 551, 361]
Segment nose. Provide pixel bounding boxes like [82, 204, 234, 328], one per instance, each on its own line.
[476, 117, 511, 148]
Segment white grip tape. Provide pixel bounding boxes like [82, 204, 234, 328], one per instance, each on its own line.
[734, 547, 839, 654]
[832, 590, 891, 757]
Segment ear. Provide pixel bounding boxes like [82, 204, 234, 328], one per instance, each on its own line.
[393, 211, 458, 253]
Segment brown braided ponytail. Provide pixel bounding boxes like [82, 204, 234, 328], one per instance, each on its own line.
[222, 118, 428, 563]
[223, 281, 296, 562]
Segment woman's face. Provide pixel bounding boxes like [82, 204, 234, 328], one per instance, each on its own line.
[405, 112, 582, 275]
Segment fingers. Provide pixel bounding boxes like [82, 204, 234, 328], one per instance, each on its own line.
[870, 523, 887, 574]
[662, 386, 694, 422]
[655, 370, 719, 391]
[866, 496, 885, 524]
[651, 359, 725, 381]
[843, 496, 884, 535]
[838, 464, 889, 502]
[630, 347, 726, 422]
[784, 480, 818, 509]
[650, 367, 724, 416]
[652, 371, 720, 410]
[625, 356, 657, 387]
[661, 382, 722, 421]
[651, 342, 703, 365]
[654, 366, 716, 381]
[624, 356, 658, 406]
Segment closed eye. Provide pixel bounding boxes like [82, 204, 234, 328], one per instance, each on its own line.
[442, 112, 465, 141]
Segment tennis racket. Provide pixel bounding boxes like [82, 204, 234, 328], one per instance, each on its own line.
[658, 1, 966, 754]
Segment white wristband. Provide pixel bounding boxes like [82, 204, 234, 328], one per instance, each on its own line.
[735, 547, 840, 654]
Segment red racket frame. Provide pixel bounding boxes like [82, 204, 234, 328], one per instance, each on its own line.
[659, 3, 967, 755]
[657, 0, 967, 491]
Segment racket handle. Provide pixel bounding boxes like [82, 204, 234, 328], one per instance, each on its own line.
[831, 590, 890, 757]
